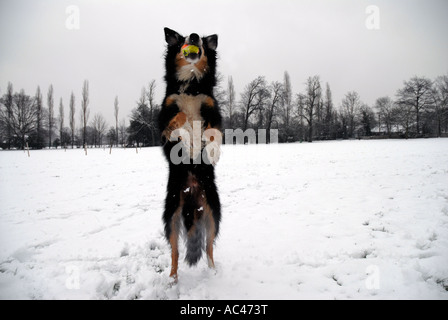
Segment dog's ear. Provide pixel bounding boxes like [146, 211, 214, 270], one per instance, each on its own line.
[164, 27, 182, 46]
[204, 34, 218, 51]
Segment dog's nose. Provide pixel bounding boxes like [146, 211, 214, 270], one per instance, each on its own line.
[189, 33, 200, 45]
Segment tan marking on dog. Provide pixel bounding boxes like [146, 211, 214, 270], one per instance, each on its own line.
[175, 51, 190, 71]
[194, 53, 209, 76]
[163, 111, 187, 140]
[203, 198, 216, 269]
[169, 200, 184, 282]
[165, 94, 221, 161]
[176, 45, 209, 82]
[204, 96, 214, 108]
[167, 94, 209, 125]
[165, 96, 176, 106]
[164, 94, 207, 158]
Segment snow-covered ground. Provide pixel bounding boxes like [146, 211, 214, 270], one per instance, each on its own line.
[1, 139, 448, 300]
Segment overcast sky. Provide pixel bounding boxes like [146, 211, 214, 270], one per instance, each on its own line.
[1, 0, 447, 126]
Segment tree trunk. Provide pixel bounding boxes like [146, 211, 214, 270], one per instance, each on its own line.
[308, 122, 313, 142]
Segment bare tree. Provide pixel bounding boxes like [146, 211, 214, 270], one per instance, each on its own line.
[393, 101, 413, 139]
[147, 80, 156, 111]
[315, 96, 324, 139]
[301, 76, 322, 142]
[146, 80, 158, 146]
[47, 84, 55, 148]
[265, 81, 283, 142]
[375, 96, 395, 136]
[282, 71, 292, 137]
[432, 74, 448, 136]
[295, 93, 306, 142]
[81, 80, 90, 148]
[240, 76, 269, 130]
[118, 118, 127, 147]
[91, 113, 107, 147]
[58, 98, 64, 148]
[214, 71, 226, 102]
[225, 76, 236, 128]
[138, 86, 146, 108]
[106, 127, 116, 150]
[341, 91, 361, 138]
[396, 76, 433, 134]
[323, 83, 335, 139]
[2, 83, 14, 149]
[0, 102, 4, 146]
[11, 90, 37, 149]
[69, 92, 75, 148]
[358, 104, 376, 137]
[35, 86, 44, 149]
[128, 87, 158, 147]
[114, 96, 119, 146]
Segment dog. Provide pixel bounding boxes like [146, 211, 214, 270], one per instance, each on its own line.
[158, 27, 222, 282]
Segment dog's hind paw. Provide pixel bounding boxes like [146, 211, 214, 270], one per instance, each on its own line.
[168, 273, 178, 287]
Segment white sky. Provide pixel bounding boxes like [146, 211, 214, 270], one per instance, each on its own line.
[1, 0, 447, 126]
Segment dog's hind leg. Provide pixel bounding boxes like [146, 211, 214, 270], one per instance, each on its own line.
[169, 230, 179, 281]
[163, 185, 184, 282]
[206, 226, 216, 269]
[168, 207, 182, 282]
[203, 179, 220, 271]
[204, 203, 217, 270]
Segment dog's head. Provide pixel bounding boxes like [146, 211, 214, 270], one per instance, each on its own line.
[164, 27, 218, 85]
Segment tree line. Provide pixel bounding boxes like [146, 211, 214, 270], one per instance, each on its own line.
[1, 73, 447, 150]
[219, 72, 448, 143]
[0, 78, 163, 150]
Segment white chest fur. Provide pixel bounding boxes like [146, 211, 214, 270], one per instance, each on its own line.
[169, 93, 208, 125]
[168, 93, 208, 159]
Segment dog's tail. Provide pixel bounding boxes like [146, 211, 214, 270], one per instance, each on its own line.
[185, 223, 204, 266]
[183, 196, 204, 266]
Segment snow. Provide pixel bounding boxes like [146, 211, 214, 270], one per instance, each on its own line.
[1, 139, 448, 300]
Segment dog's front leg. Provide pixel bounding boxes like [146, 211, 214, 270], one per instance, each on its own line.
[203, 124, 222, 166]
[163, 111, 187, 141]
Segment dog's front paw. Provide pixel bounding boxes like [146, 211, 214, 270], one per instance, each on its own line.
[203, 127, 222, 166]
[204, 142, 221, 166]
[163, 112, 187, 140]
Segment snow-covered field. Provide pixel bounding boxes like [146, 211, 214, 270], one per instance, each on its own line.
[1, 139, 448, 300]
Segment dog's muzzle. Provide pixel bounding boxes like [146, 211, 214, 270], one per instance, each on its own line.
[183, 33, 203, 61]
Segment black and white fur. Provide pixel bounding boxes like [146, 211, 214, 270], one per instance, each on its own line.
[158, 27, 222, 281]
